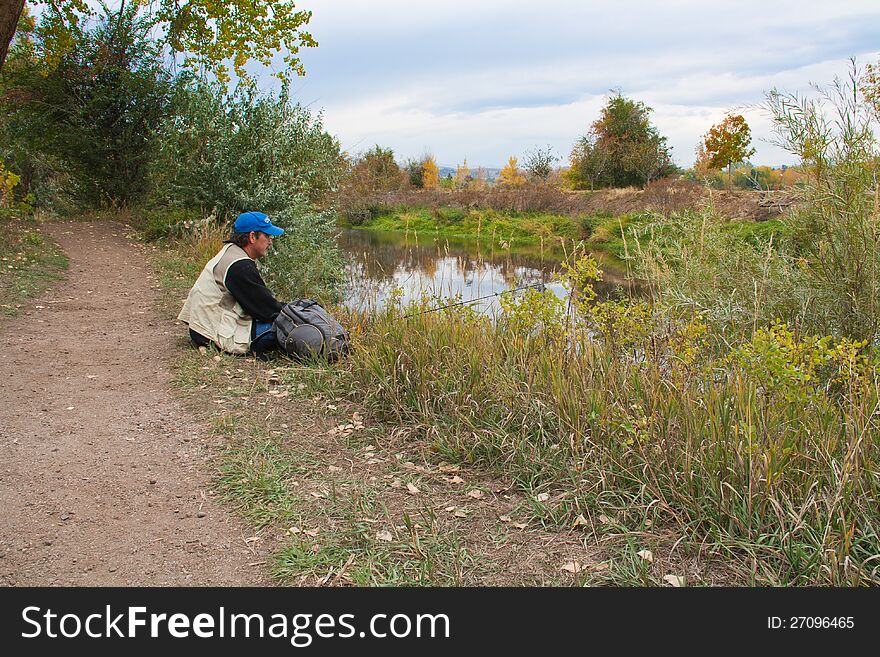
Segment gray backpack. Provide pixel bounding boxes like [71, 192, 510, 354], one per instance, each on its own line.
[273, 299, 349, 362]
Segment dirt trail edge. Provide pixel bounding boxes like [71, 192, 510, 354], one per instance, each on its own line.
[0, 221, 268, 585]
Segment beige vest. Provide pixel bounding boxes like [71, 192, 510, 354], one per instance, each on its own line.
[178, 243, 254, 354]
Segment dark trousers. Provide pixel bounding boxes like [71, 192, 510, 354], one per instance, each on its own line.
[189, 322, 277, 355]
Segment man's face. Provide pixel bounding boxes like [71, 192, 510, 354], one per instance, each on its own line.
[249, 231, 273, 259]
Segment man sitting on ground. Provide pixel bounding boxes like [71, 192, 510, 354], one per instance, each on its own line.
[178, 211, 285, 355]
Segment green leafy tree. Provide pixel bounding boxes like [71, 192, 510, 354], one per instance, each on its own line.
[702, 114, 756, 192]
[405, 158, 424, 188]
[569, 92, 675, 189]
[1, 4, 173, 207]
[2, 1, 316, 82]
[151, 81, 343, 217]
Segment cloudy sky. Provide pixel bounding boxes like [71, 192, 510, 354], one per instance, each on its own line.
[259, 0, 878, 169]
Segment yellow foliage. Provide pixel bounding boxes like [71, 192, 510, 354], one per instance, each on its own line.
[732, 321, 871, 402]
[422, 155, 440, 189]
[0, 161, 21, 208]
[497, 156, 525, 187]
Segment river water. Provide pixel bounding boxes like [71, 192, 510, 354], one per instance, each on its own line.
[336, 229, 631, 316]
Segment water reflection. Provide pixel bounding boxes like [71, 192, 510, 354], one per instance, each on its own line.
[337, 229, 630, 315]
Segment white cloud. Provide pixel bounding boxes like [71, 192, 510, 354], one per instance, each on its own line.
[284, 1, 880, 167]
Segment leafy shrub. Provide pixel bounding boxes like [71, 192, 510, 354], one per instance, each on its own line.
[732, 321, 871, 402]
[432, 207, 466, 225]
[765, 63, 880, 341]
[149, 80, 346, 301]
[136, 207, 205, 241]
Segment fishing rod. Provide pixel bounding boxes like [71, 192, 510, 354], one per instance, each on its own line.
[403, 282, 548, 319]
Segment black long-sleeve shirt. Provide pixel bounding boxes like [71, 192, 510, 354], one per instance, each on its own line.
[224, 258, 284, 323]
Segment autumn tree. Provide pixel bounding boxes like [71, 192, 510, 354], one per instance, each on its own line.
[1, 1, 316, 81]
[860, 58, 880, 119]
[702, 114, 756, 192]
[346, 145, 405, 194]
[497, 156, 525, 187]
[568, 92, 675, 189]
[421, 155, 440, 189]
[472, 166, 488, 191]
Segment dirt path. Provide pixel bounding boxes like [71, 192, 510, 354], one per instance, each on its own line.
[0, 221, 268, 586]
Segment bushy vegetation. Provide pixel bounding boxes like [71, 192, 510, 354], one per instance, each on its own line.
[0, 5, 347, 303]
[326, 66, 880, 585]
[1, 6, 173, 208]
[147, 79, 347, 301]
[568, 92, 677, 189]
[337, 252, 879, 585]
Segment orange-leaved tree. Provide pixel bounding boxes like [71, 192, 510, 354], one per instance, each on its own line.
[702, 114, 756, 192]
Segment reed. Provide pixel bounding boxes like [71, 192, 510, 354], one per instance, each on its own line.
[339, 264, 880, 585]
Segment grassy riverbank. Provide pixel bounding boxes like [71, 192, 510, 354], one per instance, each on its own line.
[150, 228, 621, 585]
[150, 214, 879, 585]
[341, 205, 791, 266]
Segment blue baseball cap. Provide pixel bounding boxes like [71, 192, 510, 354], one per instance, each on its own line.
[233, 211, 284, 237]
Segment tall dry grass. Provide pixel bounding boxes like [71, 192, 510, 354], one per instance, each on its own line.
[340, 263, 880, 585]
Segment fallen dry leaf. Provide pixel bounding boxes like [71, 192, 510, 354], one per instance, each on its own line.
[536, 493, 550, 502]
[406, 483, 420, 495]
[512, 522, 528, 530]
[499, 515, 512, 523]
[637, 550, 654, 563]
[453, 510, 467, 518]
[574, 514, 589, 527]
[663, 574, 685, 587]
[467, 489, 484, 499]
[561, 562, 585, 574]
[437, 463, 460, 473]
[304, 529, 319, 538]
[449, 475, 465, 484]
[328, 465, 342, 473]
[599, 514, 610, 524]
[375, 531, 393, 542]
